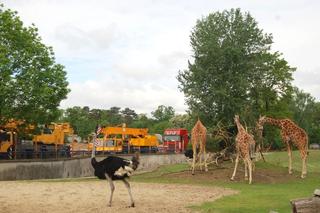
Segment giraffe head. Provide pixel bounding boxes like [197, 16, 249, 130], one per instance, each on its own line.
[234, 114, 240, 123]
[256, 115, 266, 137]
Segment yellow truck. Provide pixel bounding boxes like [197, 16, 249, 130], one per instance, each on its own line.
[0, 119, 27, 159]
[0, 129, 16, 159]
[89, 124, 159, 153]
[32, 123, 75, 158]
[0, 120, 76, 159]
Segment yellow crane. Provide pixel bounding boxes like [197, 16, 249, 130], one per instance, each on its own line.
[89, 124, 159, 153]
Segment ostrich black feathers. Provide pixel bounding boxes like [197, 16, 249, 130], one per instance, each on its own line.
[91, 151, 140, 207]
[184, 149, 193, 159]
[91, 153, 140, 180]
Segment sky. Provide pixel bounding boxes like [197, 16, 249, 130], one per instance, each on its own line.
[2, 0, 320, 115]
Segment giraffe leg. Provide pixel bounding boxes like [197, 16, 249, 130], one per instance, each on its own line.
[203, 148, 208, 172]
[231, 153, 239, 181]
[244, 159, 248, 180]
[287, 145, 293, 175]
[199, 150, 202, 171]
[282, 132, 292, 175]
[301, 155, 307, 178]
[192, 147, 196, 175]
[300, 145, 307, 178]
[247, 158, 253, 184]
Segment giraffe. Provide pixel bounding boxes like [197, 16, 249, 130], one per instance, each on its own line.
[191, 118, 208, 175]
[231, 115, 256, 184]
[257, 116, 308, 178]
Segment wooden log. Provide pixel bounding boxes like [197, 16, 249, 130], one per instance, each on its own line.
[290, 189, 320, 213]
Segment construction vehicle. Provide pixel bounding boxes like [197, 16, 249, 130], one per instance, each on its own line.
[162, 128, 189, 153]
[0, 120, 76, 159]
[0, 119, 34, 159]
[89, 124, 159, 154]
[0, 129, 16, 159]
[31, 123, 75, 158]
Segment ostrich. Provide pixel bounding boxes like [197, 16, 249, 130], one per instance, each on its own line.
[91, 135, 140, 207]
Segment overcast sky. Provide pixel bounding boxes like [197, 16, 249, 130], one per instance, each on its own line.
[3, 0, 320, 115]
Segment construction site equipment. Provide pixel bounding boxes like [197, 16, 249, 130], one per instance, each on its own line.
[31, 123, 75, 158]
[89, 124, 159, 153]
[0, 129, 16, 159]
[70, 139, 88, 157]
[0, 119, 28, 159]
[0, 120, 76, 159]
[163, 128, 189, 153]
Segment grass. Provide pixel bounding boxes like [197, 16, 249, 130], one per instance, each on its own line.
[263, 150, 320, 173]
[132, 150, 320, 213]
[194, 176, 320, 213]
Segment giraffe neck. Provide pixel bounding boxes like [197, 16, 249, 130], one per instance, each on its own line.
[264, 117, 283, 128]
[235, 119, 245, 133]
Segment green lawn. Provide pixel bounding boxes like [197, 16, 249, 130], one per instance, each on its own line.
[263, 150, 320, 173]
[132, 150, 320, 213]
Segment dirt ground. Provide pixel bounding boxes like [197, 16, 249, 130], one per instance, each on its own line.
[0, 162, 299, 213]
[168, 162, 300, 184]
[0, 180, 236, 213]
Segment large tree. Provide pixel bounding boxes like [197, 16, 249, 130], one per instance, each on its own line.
[151, 105, 175, 122]
[177, 8, 295, 127]
[288, 87, 320, 144]
[0, 5, 69, 125]
[121, 107, 138, 125]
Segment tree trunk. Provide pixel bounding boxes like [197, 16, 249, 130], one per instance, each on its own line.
[291, 196, 320, 213]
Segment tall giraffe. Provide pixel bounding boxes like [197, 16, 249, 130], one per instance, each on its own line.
[231, 115, 256, 184]
[257, 116, 308, 178]
[191, 118, 208, 175]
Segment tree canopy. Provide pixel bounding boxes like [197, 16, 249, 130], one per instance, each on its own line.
[0, 5, 69, 125]
[177, 8, 295, 127]
[151, 105, 175, 121]
[60, 105, 180, 138]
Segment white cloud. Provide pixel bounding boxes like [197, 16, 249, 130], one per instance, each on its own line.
[60, 80, 186, 115]
[3, 0, 320, 115]
[54, 23, 118, 52]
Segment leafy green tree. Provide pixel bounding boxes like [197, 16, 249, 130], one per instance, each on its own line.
[169, 114, 193, 130]
[106, 107, 122, 125]
[131, 113, 153, 129]
[289, 87, 320, 144]
[88, 108, 110, 126]
[121, 107, 138, 125]
[177, 8, 294, 127]
[149, 120, 171, 134]
[309, 102, 320, 144]
[63, 106, 94, 138]
[151, 105, 175, 121]
[0, 5, 69, 125]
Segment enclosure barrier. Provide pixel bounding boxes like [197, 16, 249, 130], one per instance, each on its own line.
[0, 153, 186, 180]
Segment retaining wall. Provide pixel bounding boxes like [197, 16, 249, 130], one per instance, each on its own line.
[0, 154, 186, 181]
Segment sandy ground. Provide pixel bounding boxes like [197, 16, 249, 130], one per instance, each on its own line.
[0, 180, 237, 213]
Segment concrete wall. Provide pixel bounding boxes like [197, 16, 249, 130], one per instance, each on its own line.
[0, 154, 186, 181]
